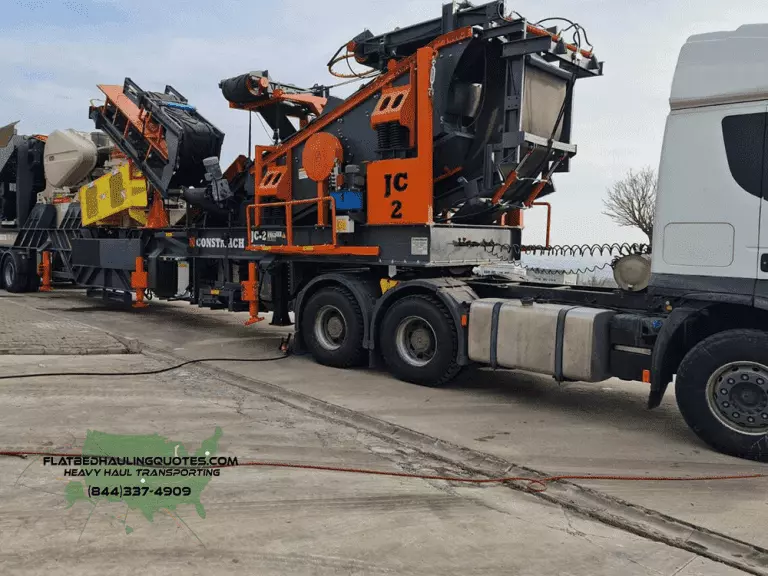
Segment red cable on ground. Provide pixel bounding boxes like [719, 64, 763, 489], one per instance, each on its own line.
[1, 451, 765, 493]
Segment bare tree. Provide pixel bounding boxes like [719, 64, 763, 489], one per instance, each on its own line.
[603, 167, 657, 242]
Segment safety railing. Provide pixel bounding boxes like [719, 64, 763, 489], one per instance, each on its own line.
[245, 197, 379, 256]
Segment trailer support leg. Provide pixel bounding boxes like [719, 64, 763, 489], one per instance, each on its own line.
[39, 251, 52, 292]
[131, 256, 149, 309]
[242, 262, 263, 326]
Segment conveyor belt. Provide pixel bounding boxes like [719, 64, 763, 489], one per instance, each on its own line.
[89, 78, 225, 196]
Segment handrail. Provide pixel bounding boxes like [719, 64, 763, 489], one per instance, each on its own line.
[245, 197, 379, 256]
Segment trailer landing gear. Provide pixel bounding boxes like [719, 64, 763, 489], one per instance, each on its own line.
[241, 262, 264, 326]
[131, 257, 149, 309]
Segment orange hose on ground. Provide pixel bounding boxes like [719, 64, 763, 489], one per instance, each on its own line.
[1, 451, 764, 494]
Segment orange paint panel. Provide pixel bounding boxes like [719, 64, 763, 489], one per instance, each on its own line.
[249, 245, 380, 256]
[224, 155, 248, 182]
[505, 209, 524, 228]
[230, 92, 326, 117]
[430, 26, 473, 50]
[370, 85, 414, 132]
[144, 191, 169, 229]
[257, 165, 290, 200]
[367, 158, 432, 225]
[303, 132, 343, 181]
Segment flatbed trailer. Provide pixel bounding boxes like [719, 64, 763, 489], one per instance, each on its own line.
[3, 2, 768, 463]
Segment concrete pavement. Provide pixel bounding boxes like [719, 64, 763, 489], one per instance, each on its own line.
[1, 290, 766, 574]
[0, 293, 129, 355]
[0, 353, 743, 576]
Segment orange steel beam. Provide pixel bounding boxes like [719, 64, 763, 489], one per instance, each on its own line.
[131, 257, 149, 309]
[260, 27, 473, 167]
[435, 166, 462, 183]
[97, 85, 168, 159]
[524, 154, 568, 207]
[524, 180, 549, 207]
[492, 148, 534, 205]
[39, 251, 52, 292]
[224, 155, 248, 182]
[492, 171, 519, 205]
[532, 201, 552, 248]
[416, 45, 436, 223]
[251, 144, 277, 227]
[241, 262, 263, 326]
[230, 91, 327, 118]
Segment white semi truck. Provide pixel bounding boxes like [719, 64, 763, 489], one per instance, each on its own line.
[461, 25, 768, 462]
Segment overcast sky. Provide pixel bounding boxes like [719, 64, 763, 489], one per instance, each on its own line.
[2, 0, 767, 245]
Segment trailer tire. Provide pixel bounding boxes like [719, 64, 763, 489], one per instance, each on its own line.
[301, 286, 366, 368]
[379, 294, 461, 386]
[1, 253, 30, 293]
[676, 329, 768, 462]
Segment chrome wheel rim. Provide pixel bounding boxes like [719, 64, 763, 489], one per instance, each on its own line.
[706, 361, 768, 435]
[395, 315, 437, 367]
[314, 305, 346, 351]
[3, 260, 13, 288]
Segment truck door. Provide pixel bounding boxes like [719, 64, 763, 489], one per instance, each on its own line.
[759, 108, 768, 307]
[654, 104, 766, 298]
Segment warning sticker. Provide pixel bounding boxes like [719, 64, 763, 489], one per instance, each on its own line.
[410, 237, 428, 256]
[298, 168, 308, 180]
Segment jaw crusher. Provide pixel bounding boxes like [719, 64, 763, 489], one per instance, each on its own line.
[211, 0, 601, 247]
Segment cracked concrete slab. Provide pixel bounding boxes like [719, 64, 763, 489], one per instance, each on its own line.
[0, 354, 748, 576]
[0, 296, 130, 355]
[17, 290, 764, 551]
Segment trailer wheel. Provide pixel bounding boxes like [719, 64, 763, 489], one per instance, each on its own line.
[1, 253, 30, 293]
[676, 329, 768, 462]
[301, 286, 366, 368]
[380, 294, 461, 386]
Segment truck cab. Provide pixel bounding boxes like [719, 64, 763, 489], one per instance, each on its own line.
[652, 24, 768, 306]
[646, 25, 768, 459]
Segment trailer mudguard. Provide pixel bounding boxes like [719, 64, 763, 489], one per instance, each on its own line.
[294, 273, 380, 353]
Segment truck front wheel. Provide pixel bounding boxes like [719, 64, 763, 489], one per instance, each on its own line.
[676, 329, 768, 462]
[379, 294, 461, 386]
[301, 286, 366, 368]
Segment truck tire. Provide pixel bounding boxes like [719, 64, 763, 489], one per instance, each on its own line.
[379, 294, 461, 386]
[1, 252, 30, 293]
[301, 286, 366, 368]
[676, 329, 768, 462]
